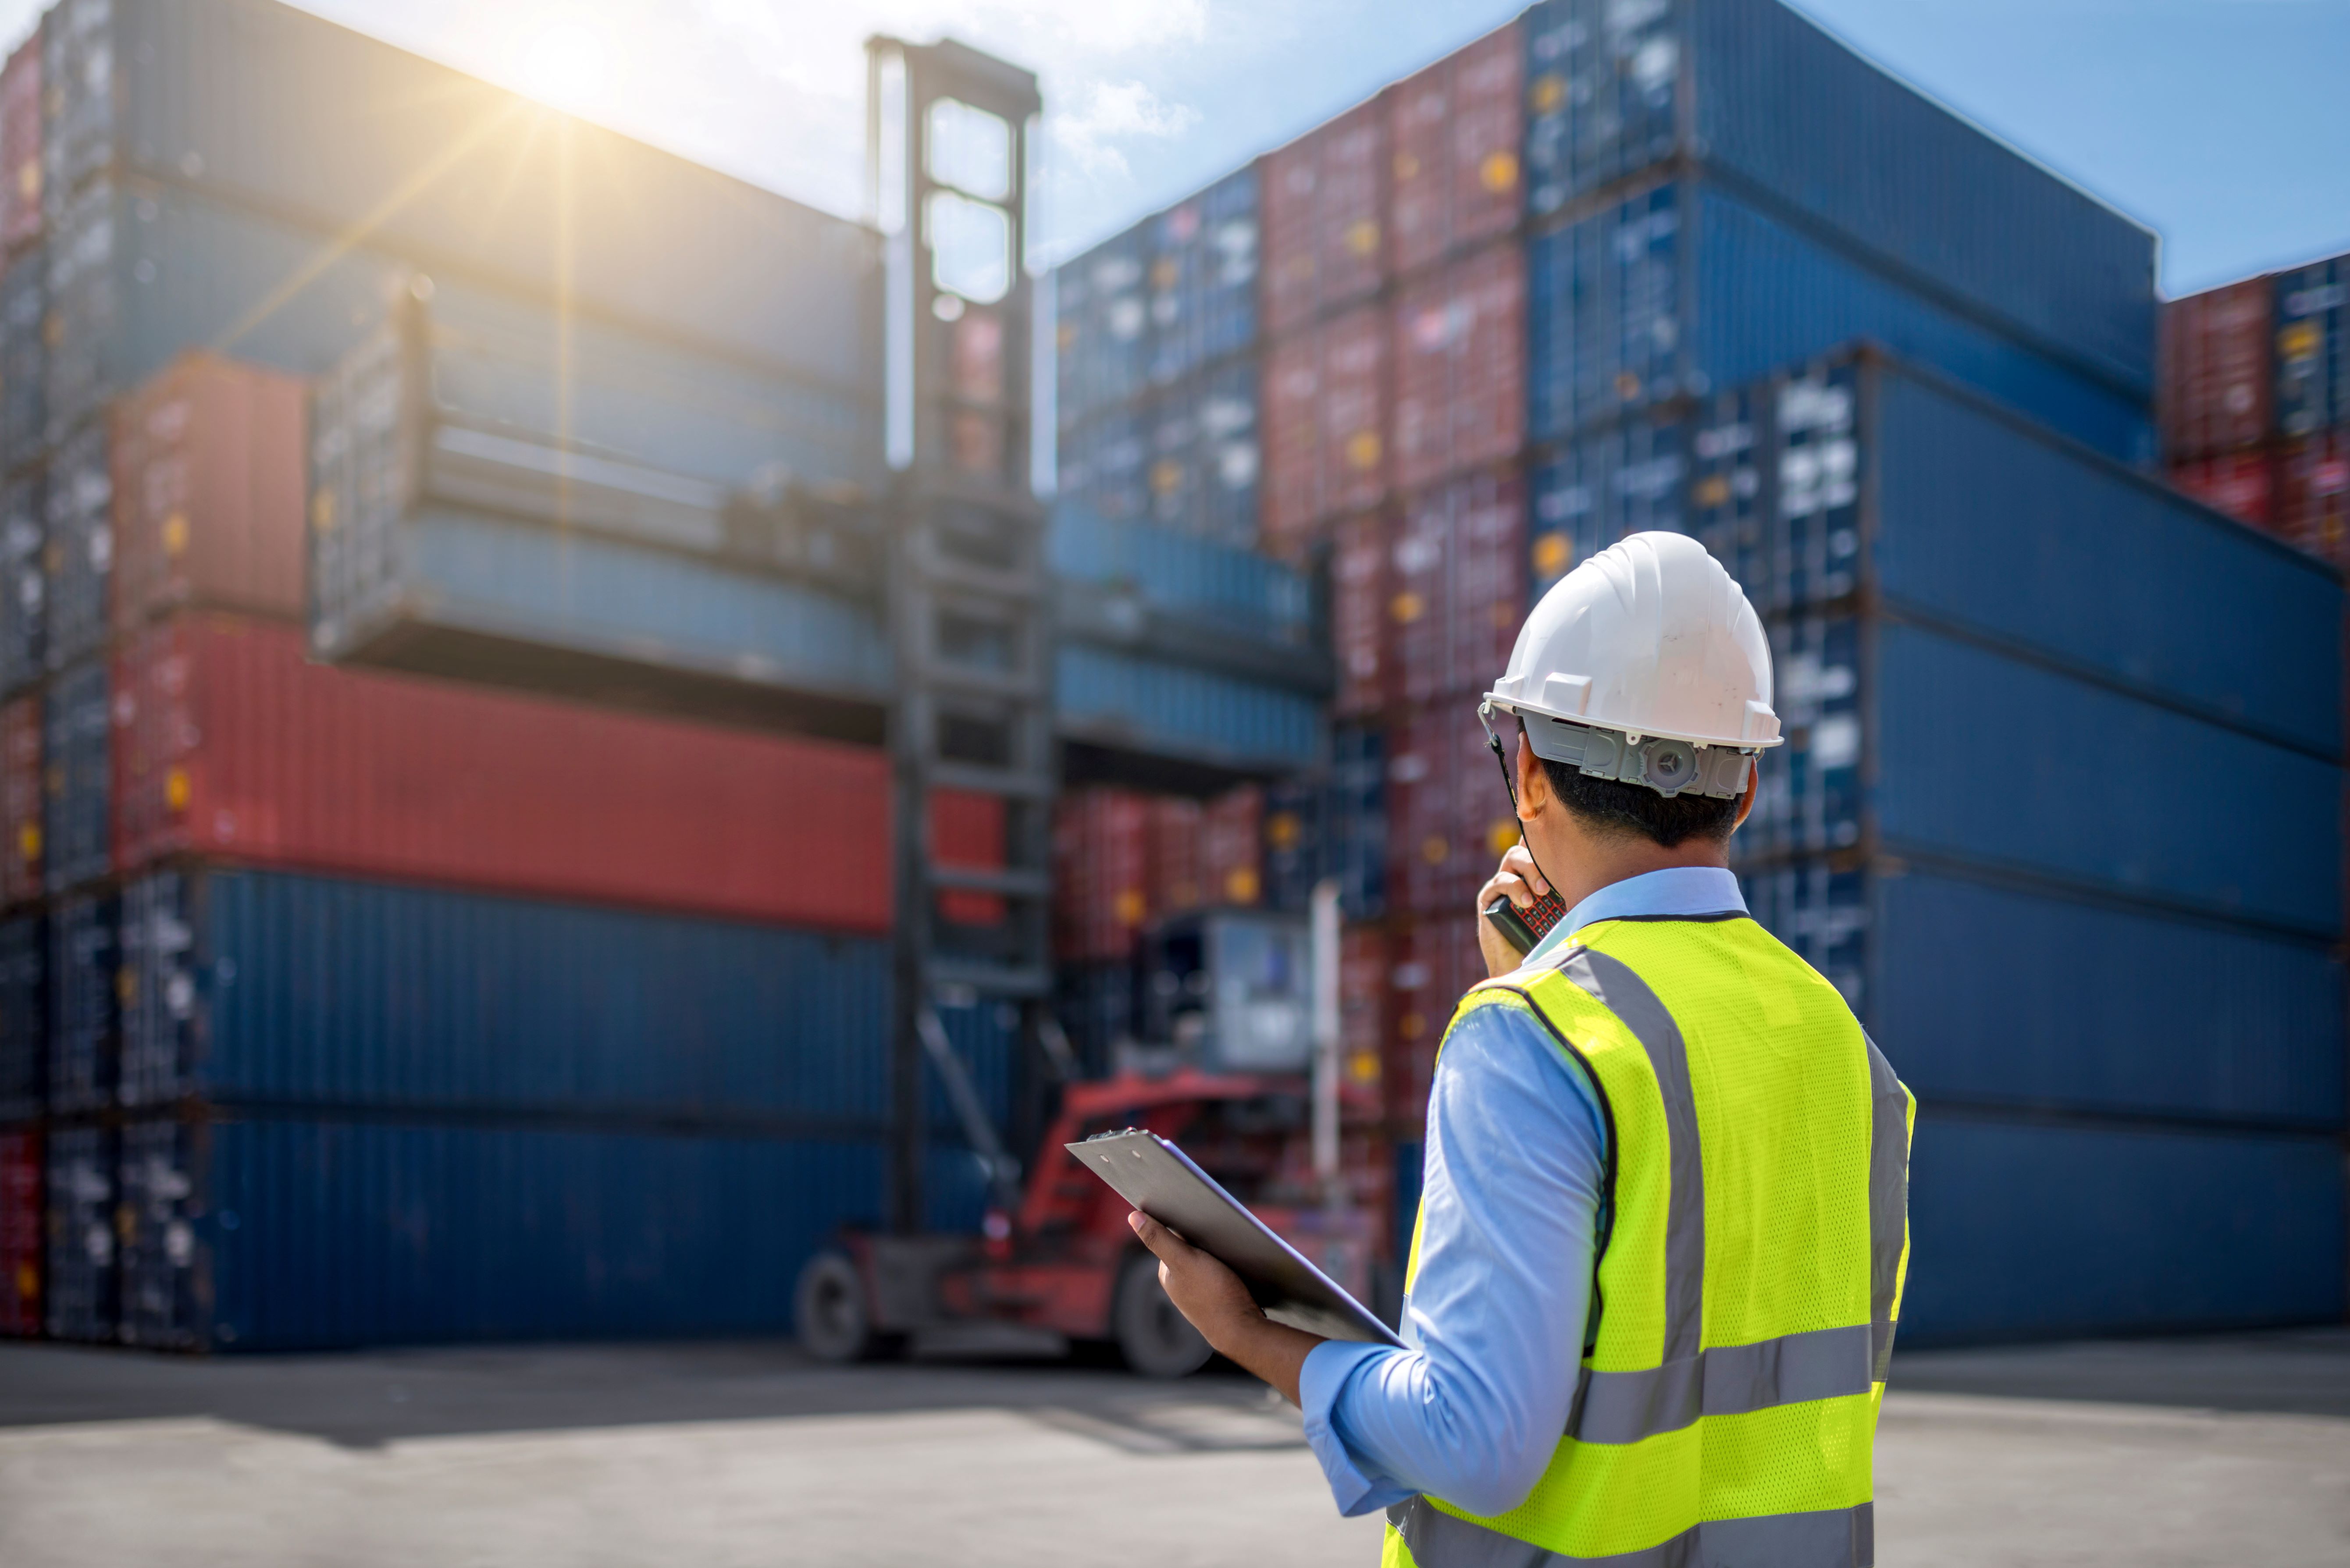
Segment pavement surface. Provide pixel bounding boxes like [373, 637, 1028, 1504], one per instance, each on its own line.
[0, 1329, 2344, 1566]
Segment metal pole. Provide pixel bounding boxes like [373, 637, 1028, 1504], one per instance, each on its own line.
[1310, 877, 1342, 1200]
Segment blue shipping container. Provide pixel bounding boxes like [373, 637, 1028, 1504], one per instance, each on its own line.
[1139, 360, 1262, 548]
[112, 1113, 890, 1351]
[1055, 642, 1326, 774]
[45, 1123, 117, 1343]
[0, 917, 42, 1124]
[2275, 253, 2347, 437]
[1145, 166, 1260, 390]
[1524, 180, 2153, 464]
[116, 865, 897, 1125]
[1530, 350, 2343, 758]
[41, 426, 107, 674]
[1521, 0, 2156, 394]
[0, 476, 39, 696]
[1057, 406, 1148, 525]
[1330, 725, 1388, 922]
[1745, 862, 2344, 1131]
[1055, 228, 1149, 431]
[1901, 1114, 2344, 1345]
[310, 506, 893, 710]
[1747, 615, 2341, 935]
[1, 245, 42, 469]
[47, 892, 117, 1115]
[61, 0, 878, 393]
[1048, 501, 1310, 647]
[43, 661, 108, 895]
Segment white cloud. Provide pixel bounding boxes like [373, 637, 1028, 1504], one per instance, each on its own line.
[1052, 80, 1201, 178]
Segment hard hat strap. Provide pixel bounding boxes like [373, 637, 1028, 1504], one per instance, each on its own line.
[1478, 700, 1563, 902]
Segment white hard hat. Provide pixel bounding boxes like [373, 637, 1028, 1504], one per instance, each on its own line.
[1482, 532, 1780, 800]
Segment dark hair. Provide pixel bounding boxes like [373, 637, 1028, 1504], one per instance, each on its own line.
[1539, 755, 1739, 849]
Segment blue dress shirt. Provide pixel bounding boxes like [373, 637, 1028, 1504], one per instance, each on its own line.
[1298, 866, 1748, 1518]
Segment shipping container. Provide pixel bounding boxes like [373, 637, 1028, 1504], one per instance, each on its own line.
[1053, 788, 1151, 961]
[1524, 180, 2154, 464]
[1262, 99, 1386, 338]
[0, 474, 39, 691]
[1331, 510, 1391, 717]
[1341, 924, 1389, 1104]
[43, 1122, 112, 1341]
[0, 916, 41, 1123]
[2159, 279, 2272, 460]
[1901, 1114, 2343, 1344]
[1262, 304, 1388, 552]
[1260, 778, 1323, 914]
[310, 504, 893, 729]
[1136, 360, 1262, 547]
[1203, 785, 1265, 907]
[1520, 0, 2156, 397]
[1330, 725, 1388, 921]
[112, 616, 896, 928]
[43, 659, 106, 892]
[1387, 23, 1522, 280]
[1392, 243, 1526, 491]
[47, 891, 114, 1115]
[110, 353, 309, 636]
[0, 1126, 37, 1336]
[2275, 252, 2347, 437]
[1054, 642, 1327, 774]
[0, 33, 37, 258]
[0, 244, 42, 467]
[42, 422, 107, 671]
[1748, 613, 2340, 935]
[1386, 703, 1518, 920]
[105, 1113, 890, 1351]
[1056, 406, 1147, 525]
[1054, 228, 1147, 432]
[1047, 501, 1309, 647]
[1391, 469, 1524, 708]
[2275, 430, 2349, 565]
[1146, 167, 1260, 390]
[0, 694, 36, 906]
[112, 864, 896, 1123]
[1145, 796, 1205, 917]
[1054, 960, 1138, 1076]
[1385, 913, 1484, 1128]
[46, 0, 879, 394]
[1530, 350, 2343, 760]
[2167, 450, 2273, 528]
[1746, 861, 2343, 1130]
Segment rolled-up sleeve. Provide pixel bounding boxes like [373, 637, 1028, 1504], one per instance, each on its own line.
[1297, 1001, 1607, 1518]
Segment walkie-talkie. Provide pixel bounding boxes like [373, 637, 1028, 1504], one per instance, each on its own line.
[1477, 700, 1569, 957]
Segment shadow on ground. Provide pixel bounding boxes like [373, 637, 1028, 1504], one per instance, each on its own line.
[1891, 1327, 2350, 1420]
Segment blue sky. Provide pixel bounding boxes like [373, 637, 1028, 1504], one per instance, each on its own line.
[2, 0, 2343, 293]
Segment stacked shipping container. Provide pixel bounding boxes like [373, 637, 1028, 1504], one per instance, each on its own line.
[2163, 253, 2350, 563]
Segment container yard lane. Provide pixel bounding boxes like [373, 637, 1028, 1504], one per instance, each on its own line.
[0, 1334, 2346, 1566]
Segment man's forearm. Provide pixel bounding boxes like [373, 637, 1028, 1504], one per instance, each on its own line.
[1205, 1313, 1324, 1407]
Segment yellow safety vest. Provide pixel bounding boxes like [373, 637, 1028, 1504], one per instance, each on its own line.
[1383, 912, 1914, 1568]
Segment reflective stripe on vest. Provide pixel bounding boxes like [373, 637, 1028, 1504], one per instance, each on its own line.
[1382, 915, 1914, 1568]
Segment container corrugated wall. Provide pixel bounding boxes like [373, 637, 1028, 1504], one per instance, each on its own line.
[118, 865, 893, 1124]
[0, 1126, 38, 1336]
[1054, 643, 1326, 773]
[44, 1122, 114, 1341]
[0, 916, 40, 1123]
[0, 476, 40, 693]
[43, 660, 106, 892]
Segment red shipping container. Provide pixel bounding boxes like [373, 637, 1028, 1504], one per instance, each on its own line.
[1387, 23, 1523, 278]
[1261, 100, 1387, 339]
[2160, 281, 2273, 461]
[111, 354, 309, 638]
[1202, 785, 1264, 907]
[110, 615, 897, 930]
[2276, 430, 2350, 565]
[1385, 913, 1485, 1129]
[0, 694, 35, 907]
[931, 789, 1008, 928]
[0, 1129, 35, 1337]
[1147, 796, 1206, 915]
[1053, 787, 1151, 960]
[1387, 701, 1520, 919]
[1331, 511, 1392, 716]
[1267, 306, 1394, 555]
[2167, 451, 2275, 527]
[1342, 924, 1389, 1110]
[0, 37, 36, 258]
[1392, 243, 1525, 491]
[1391, 469, 1527, 707]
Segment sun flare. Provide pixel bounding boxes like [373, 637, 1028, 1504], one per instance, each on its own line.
[521, 23, 610, 110]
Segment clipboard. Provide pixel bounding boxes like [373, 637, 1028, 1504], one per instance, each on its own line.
[1067, 1128, 1406, 1348]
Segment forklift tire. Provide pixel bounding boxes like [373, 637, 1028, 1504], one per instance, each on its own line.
[795, 1251, 900, 1364]
[1113, 1251, 1213, 1379]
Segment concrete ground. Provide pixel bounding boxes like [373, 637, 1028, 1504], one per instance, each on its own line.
[0, 1330, 2344, 1566]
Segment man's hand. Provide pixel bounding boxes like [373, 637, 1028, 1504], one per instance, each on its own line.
[1474, 843, 1552, 978]
[1129, 1211, 1323, 1404]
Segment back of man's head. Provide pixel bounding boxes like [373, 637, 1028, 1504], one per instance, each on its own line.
[1536, 741, 1740, 849]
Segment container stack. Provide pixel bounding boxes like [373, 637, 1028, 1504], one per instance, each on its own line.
[1050, 0, 2344, 1343]
[0, 0, 1023, 1352]
[2161, 255, 2349, 563]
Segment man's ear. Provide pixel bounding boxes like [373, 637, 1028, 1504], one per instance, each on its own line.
[1514, 723, 1549, 821]
[1731, 755, 1759, 831]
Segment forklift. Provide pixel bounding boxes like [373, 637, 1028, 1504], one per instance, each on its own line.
[796, 899, 1385, 1376]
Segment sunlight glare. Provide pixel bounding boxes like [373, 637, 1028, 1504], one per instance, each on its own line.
[522, 23, 610, 110]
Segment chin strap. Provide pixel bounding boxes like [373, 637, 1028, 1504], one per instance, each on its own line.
[1478, 699, 1561, 905]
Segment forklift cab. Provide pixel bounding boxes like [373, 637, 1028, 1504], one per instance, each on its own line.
[1138, 909, 1314, 1075]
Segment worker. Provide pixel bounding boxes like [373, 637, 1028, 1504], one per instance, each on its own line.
[1132, 531, 1914, 1566]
